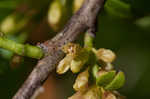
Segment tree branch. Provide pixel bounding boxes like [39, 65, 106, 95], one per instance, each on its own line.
[13, 0, 105, 99]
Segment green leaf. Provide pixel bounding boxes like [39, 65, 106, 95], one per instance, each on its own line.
[96, 71, 116, 86]
[105, 71, 125, 90]
[104, 0, 132, 18]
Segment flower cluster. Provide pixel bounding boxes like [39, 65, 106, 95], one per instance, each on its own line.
[56, 33, 125, 99]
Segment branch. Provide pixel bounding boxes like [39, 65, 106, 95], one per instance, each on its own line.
[13, 0, 105, 99]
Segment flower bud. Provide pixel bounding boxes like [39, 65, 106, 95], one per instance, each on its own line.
[105, 63, 114, 71]
[83, 85, 101, 99]
[48, 0, 62, 31]
[0, 14, 16, 34]
[0, 13, 28, 34]
[102, 91, 116, 99]
[48, 0, 69, 31]
[68, 91, 84, 99]
[69, 85, 101, 99]
[113, 91, 126, 99]
[73, 68, 89, 91]
[96, 48, 116, 63]
[73, 0, 85, 13]
[56, 54, 73, 74]
[62, 43, 81, 56]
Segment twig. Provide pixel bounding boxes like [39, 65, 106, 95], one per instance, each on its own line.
[0, 36, 43, 59]
[13, 0, 105, 99]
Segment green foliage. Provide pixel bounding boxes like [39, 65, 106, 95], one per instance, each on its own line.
[104, 0, 132, 18]
[96, 71, 116, 86]
[105, 71, 125, 90]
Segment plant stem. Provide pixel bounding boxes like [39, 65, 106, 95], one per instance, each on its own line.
[0, 37, 43, 59]
[84, 32, 94, 49]
[84, 27, 96, 50]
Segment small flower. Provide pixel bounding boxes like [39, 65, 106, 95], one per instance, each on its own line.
[102, 90, 116, 99]
[105, 63, 114, 71]
[69, 85, 101, 99]
[68, 91, 84, 99]
[56, 54, 73, 74]
[62, 43, 81, 56]
[83, 85, 101, 99]
[73, 68, 89, 91]
[96, 48, 116, 63]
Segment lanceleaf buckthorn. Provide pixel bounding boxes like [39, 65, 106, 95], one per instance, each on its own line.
[96, 48, 116, 63]
[73, 68, 89, 91]
[83, 85, 101, 99]
[56, 54, 73, 74]
[73, 0, 85, 13]
[70, 48, 89, 73]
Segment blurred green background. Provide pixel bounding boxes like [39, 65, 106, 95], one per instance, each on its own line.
[0, 0, 150, 99]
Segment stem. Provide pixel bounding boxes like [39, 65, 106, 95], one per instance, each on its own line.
[0, 37, 43, 59]
[84, 28, 95, 49]
[84, 32, 94, 48]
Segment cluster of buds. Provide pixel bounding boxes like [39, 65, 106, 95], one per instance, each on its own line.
[56, 32, 125, 99]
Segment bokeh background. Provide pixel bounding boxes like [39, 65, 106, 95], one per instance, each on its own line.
[0, 0, 150, 99]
